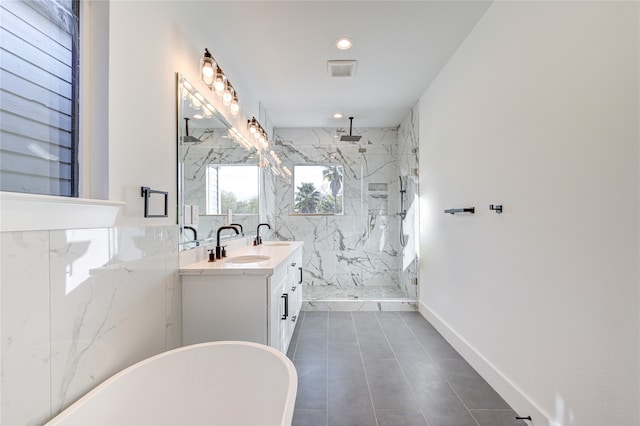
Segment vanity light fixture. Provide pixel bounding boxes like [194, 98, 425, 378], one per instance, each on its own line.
[198, 48, 242, 123]
[200, 48, 215, 87]
[247, 117, 269, 148]
[335, 37, 353, 50]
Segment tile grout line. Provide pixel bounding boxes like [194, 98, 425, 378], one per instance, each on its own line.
[325, 312, 329, 426]
[376, 312, 431, 426]
[398, 313, 481, 426]
[352, 311, 380, 426]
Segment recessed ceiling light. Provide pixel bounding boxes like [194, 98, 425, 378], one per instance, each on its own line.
[333, 113, 343, 119]
[335, 37, 353, 50]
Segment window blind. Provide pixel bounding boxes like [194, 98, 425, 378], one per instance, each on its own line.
[0, 0, 78, 196]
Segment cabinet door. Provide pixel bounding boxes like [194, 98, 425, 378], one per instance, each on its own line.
[269, 268, 287, 353]
[283, 248, 303, 349]
[290, 249, 303, 319]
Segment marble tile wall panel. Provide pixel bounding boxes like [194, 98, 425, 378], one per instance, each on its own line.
[0, 224, 180, 424]
[162, 226, 182, 350]
[49, 227, 170, 413]
[1, 231, 52, 426]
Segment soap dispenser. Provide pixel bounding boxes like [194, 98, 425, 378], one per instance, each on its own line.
[208, 249, 216, 262]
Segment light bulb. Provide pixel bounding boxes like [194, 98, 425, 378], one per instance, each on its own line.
[189, 94, 201, 110]
[230, 93, 239, 116]
[202, 64, 214, 85]
[213, 67, 226, 95]
[222, 85, 233, 107]
[200, 49, 215, 87]
[230, 100, 239, 116]
[335, 37, 353, 50]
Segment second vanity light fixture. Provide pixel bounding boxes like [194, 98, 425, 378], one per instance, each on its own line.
[248, 117, 269, 149]
[200, 48, 239, 117]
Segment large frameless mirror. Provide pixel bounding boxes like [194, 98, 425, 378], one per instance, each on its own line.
[177, 74, 259, 250]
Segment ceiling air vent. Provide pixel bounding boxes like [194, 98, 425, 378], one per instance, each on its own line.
[327, 60, 357, 77]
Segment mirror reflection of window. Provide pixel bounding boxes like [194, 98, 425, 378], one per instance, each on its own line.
[293, 165, 344, 215]
[206, 165, 259, 215]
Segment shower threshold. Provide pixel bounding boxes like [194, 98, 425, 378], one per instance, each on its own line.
[301, 284, 418, 311]
[302, 299, 418, 312]
[303, 285, 414, 300]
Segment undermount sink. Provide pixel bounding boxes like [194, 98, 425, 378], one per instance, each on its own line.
[226, 255, 271, 264]
[262, 242, 291, 246]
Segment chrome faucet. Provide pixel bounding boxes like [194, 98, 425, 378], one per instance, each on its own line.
[255, 223, 271, 245]
[216, 226, 239, 259]
[230, 223, 244, 236]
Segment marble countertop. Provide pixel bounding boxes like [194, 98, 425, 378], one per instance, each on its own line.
[179, 241, 303, 276]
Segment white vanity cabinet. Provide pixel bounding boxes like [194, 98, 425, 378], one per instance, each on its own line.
[181, 242, 303, 354]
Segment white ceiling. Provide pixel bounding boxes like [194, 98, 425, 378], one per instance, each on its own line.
[189, 1, 492, 128]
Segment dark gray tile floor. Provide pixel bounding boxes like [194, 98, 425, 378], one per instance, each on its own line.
[286, 311, 527, 426]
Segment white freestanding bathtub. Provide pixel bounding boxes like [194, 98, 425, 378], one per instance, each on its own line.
[45, 341, 298, 426]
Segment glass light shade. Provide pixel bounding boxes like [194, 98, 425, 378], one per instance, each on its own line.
[222, 84, 233, 107]
[213, 67, 226, 95]
[230, 99, 240, 116]
[200, 49, 215, 87]
[189, 94, 202, 110]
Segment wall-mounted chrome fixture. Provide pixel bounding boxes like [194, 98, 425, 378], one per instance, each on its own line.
[489, 204, 503, 214]
[200, 48, 239, 117]
[248, 117, 269, 149]
[444, 207, 475, 215]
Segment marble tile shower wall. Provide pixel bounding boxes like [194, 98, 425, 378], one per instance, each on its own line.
[272, 127, 418, 300]
[0, 226, 180, 425]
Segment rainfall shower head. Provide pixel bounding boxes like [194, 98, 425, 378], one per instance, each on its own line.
[182, 118, 203, 143]
[340, 117, 362, 142]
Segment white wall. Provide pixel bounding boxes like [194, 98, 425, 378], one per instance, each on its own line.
[106, 0, 260, 227]
[418, 2, 639, 425]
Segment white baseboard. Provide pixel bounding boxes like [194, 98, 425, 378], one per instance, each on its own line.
[418, 301, 552, 426]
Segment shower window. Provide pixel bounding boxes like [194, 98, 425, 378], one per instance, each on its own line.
[206, 164, 259, 215]
[293, 165, 343, 215]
